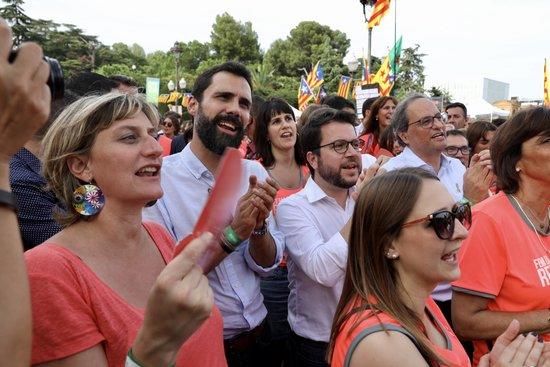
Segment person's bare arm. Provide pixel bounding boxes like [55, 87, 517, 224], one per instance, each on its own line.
[452, 291, 550, 341]
[0, 17, 51, 366]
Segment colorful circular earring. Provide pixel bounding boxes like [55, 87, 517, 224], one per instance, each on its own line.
[72, 184, 105, 216]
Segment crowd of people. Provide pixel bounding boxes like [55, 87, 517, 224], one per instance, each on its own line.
[1, 17, 550, 367]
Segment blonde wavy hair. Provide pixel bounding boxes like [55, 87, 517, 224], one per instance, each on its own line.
[42, 92, 160, 227]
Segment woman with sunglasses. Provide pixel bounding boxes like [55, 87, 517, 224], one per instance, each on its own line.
[328, 167, 544, 367]
[452, 107, 550, 366]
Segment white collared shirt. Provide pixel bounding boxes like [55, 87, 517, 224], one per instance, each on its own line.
[275, 177, 355, 342]
[382, 146, 466, 302]
[143, 145, 284, 338]
[382, 146, 466, 202]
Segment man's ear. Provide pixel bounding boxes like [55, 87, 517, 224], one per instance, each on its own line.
[397, 131, 409, 146]
[66, 155, 92, 182]
[306, 151, 319, 172]
[187, 96, 198, 117]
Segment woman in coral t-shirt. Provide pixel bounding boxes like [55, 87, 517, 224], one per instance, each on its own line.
[452, 107, 550, 366]
[26, 93, 226, 367]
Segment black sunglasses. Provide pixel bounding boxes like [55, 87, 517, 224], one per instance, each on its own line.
[402, 201, 471, 240]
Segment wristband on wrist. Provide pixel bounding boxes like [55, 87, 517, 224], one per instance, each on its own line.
[0, 189, 17, 212]
[126, 349, 144, 367]
[461, 197, 474, 206]
[252, 221, 268, 237]
[126, 349, 175, 367]
[219, 232, 237, 254]
[223, 226, 243, 247]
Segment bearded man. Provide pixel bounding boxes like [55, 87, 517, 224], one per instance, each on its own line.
[276, 107, 363, 367]
[144, 62, 284, 366]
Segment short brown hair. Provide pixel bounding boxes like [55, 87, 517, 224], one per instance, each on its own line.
[42, 92, 159, 226]
[491, 107, 550, 193]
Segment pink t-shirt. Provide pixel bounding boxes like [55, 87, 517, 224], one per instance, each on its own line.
[26, 221, 226, 366]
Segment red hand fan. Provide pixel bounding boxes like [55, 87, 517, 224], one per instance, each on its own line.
[173, 148, 243, 272]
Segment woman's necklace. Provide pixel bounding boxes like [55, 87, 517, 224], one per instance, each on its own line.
[510, 194, 550, 254]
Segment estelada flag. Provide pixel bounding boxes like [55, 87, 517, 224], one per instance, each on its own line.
[298, 76, 314, 111]
[337, 75, 352, 98]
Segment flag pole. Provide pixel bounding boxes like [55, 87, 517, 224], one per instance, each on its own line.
[393, 0, 397, 86]
[367, 27, 373, 73]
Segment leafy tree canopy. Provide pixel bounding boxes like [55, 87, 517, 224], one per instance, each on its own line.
[210, 12, 261, 64]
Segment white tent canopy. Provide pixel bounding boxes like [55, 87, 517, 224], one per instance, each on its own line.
[463, 98, 510, 119]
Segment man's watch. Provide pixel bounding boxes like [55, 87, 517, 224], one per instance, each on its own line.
[251, 221, 268, 236]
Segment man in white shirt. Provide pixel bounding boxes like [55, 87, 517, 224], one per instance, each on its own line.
[383, 93, 468, 325]
[143, 62, 283, 366]
[276, 107, 362, 367]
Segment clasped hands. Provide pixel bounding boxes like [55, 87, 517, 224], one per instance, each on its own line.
[230, 175, 279, 240]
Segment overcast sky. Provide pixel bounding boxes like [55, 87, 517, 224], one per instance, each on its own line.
[21, 0, 549, 100]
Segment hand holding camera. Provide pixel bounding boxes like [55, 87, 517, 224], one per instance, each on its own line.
[0, 17, 54, 162]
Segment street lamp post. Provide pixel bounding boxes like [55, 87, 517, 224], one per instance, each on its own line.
[170, 42, 182, 92]
[358, 0, 377, 73]
[347, 59, 359, 77]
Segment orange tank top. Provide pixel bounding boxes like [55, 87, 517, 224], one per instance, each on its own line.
[331, 297, 470, 367]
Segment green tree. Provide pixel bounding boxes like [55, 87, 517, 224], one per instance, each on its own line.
[0, 0, 34, 45]
[210, 12, 261, 64]
[251, 63, 275, 93]
[392, 44, 426, 99]
[264, 21, 350, 94]
[427, 86, 453, 105]
[177, 40, 211, 73]
[130, 43, 146, 59]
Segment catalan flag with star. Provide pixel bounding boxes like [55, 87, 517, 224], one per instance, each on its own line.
[368, 0, 391, 28]
[337, 76, 352, 98]
[545, 59, 550, 107]
[306, 61, 325, 90]
[370, 36, 402, 96]
[370, 56, 393, 96]
[298, 76, 315, 111]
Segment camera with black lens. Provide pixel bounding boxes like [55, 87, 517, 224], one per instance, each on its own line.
[8, 49, 64, 100]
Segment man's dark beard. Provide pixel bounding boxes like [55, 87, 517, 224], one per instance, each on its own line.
[195, 109, 245, 155]
[317, 157, 360, 189]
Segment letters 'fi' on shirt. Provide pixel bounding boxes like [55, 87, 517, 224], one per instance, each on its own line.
[452, 192, 550, 365]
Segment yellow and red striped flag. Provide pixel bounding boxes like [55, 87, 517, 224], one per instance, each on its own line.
[337, 76, 352, 98]
[370, 56, 393, 96]
[544, 59, 550, 107]
[306, 61, 325, 90]
[368, 0, 391, 28]
[298, 76, 314, 111]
